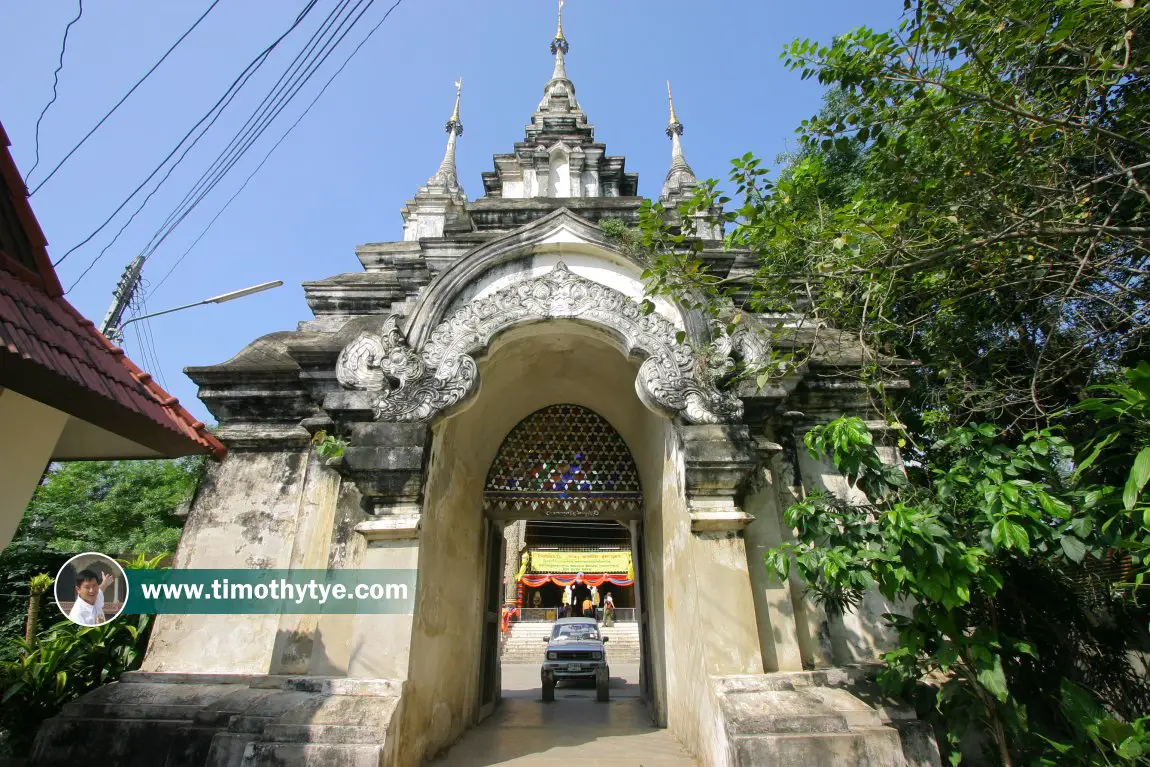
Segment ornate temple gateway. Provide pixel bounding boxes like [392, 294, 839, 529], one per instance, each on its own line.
[33, 5, 940, 767]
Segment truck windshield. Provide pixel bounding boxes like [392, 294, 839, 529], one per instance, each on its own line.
[552, 624, 599, 641]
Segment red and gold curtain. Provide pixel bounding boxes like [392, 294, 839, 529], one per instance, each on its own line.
[518, 573, 633, 587]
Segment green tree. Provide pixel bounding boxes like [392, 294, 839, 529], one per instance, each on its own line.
[0, 457, 202, 653]
[18, 457, 204, 556]
[23, 574, 52, 646]
[767, 365, 1150, 764]
[641, 0, 1149, 437]
[0, 553, 169, 757]
[632, 1, 1150, 762]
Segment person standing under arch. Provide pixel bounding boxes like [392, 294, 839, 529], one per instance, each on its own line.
[571, 573, 592, 617]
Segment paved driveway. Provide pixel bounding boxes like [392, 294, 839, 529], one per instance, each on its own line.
[429, 663, 698, 766]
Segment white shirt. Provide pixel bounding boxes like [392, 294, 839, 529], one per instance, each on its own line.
[68, 590, 104, 626]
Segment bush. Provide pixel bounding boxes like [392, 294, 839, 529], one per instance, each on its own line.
[767, 364, 1150, 764]
[0, 556, 165, 757]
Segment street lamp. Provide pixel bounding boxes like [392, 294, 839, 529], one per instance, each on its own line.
[106, 280, 283, 343]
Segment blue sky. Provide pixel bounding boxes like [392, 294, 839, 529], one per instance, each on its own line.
[0, 1, 903, 425]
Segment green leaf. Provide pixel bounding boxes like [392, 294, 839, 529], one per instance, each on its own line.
[1059, 679, 1108, 726]
[1118, 737, 1145, 759]
[1124, 447, 1150, 511]
[1009, 522, 1030, 554]
[1013, 641, 1038, 659]
[1, 681, 26, 704]
[992, 519, 1029, 554]
[1100, 719, 1136, 744]
[976, 656, 1009, 702]
[991, 519, 1007, 547]
[1060, 535, 1086, 563]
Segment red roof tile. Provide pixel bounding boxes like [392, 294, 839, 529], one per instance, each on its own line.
[0, 121, 225, 460]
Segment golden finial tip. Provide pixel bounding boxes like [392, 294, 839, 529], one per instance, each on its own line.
[447, 77, 463, 130]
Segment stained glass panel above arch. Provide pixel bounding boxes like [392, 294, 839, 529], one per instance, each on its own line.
[483, 404, 642, 520]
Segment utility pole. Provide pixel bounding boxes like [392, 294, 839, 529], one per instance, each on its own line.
[99, 254, 145, 344]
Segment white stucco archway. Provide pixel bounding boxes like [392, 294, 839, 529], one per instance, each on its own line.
[392, 321, 675, 764]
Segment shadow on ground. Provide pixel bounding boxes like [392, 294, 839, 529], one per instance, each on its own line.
[428, 664, 696, 766]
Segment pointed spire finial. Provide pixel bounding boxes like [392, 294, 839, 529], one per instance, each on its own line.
[427, 79, 464, 194]
[551, 0, 569, 55]
[666, 80, 683, 137]
[662, 81, 697, 203]
[446, 77, 463, 134]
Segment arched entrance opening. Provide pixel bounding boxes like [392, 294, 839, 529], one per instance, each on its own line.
[483, 404, 644, 702]
[517, 519, 636, 614]
[401, 321, 671, 759]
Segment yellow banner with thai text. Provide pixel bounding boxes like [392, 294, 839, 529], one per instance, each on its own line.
[529, 550, 632, 574]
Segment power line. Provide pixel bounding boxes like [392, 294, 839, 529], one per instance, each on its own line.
[65, 0, 362, 292]
[54, 0, 320, 271]
[128, 320, 156, 386]
[148, 0, 408, 298]
[98, 0, 405, 351]
[69, 0, 357, 294]
[139, 308, 169, 391]
[140, 0, 363, 258]
[28, 0, 223, 196]
[27, 0, 85, 183]
[127, 289, 169, 390]
[139, 0, 379, 260]
[64, 54, 270, 292]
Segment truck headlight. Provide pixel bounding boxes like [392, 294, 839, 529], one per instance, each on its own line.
[592, 651, 602, 660]
[547, 652, 557, 660]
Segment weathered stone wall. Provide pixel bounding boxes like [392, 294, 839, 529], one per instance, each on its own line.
[793, 428, 909, 665]
[268, 452, 342, 675]
[307, 480, 369, 675]
[741, 437, 807, 672]
[657, 430, 734, 767]
[392, 323, 676, 765]
[144, 448, 334, 674]
[393, 411, 488, 767]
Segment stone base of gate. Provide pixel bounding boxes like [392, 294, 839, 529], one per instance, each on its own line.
[29, 672, 405, 767]
[714, 667, 942, 767]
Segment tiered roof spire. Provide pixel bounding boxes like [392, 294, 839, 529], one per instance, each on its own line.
[540, 0, 577, 110]
[661, 81, 698, 204]
[426, 78, 465, 194]
[402, 79, 467, 240]
[551, 0, 568, 55]
[480, 0, 637, 198]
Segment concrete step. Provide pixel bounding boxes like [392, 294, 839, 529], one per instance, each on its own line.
[210, 679, 398, 767]
[732, 729, 904, 766]
[262, 723, 381, 744]
[716, 673, 922, 767]
[241, 742, 382, 767]
[723, 691, 852, 735]
[500, 623, 642, 663]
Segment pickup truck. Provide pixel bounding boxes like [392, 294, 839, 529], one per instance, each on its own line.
[540, 617, 609, 702]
